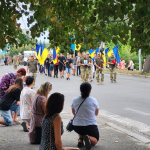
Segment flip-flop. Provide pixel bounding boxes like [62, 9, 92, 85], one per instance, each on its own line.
[83, 135, 91, 150]
[21, 122, 29, 132]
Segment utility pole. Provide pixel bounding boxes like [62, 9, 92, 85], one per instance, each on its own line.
[139, 49, 142, 72]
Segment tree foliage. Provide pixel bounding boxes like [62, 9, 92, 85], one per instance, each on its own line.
[1, 0, 150, 54]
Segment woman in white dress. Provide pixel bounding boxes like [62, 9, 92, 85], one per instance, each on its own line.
[20, 76, 35, 132]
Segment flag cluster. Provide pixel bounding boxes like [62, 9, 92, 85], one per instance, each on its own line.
[88, 45, 120, 66]
[31, 43, 49, 65]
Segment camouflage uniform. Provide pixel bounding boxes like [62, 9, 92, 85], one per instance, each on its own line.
[108, 56, 117, 82]
[87, 57, 92, 82]
[80, 57, 84, 80]
[80, 57, 89, 82]
[17, 56, 20, 66]
[20, 55, 24, 65]
[13, 56, 17, 69]
[9, 57, 12, 65]
[95, 56, 104, 84]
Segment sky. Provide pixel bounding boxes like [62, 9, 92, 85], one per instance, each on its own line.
[17, 3, 49, 43]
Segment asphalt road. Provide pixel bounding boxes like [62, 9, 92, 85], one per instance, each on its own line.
[0, 65, 150, 137]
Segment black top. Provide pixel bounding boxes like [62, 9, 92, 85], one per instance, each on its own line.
[0, 88, 21, 111]
[58, 56, 65, 66]
[45, 58, 50, 66]
[65, 58, 72, 68]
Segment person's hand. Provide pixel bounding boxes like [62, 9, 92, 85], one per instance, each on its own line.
[66, 60, 68, 63]
[17, 101, 20, 106]
[37, 70, 39, 73]
[82, 64, 85, 66]
[99, 67, 101, 70]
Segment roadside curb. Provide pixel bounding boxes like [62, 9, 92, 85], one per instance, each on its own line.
[104, 72, 150, 79]
[0, 63, 4, 66]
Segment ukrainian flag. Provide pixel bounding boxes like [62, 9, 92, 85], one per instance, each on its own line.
[39, 45, 49, 65]
[53, 46, 60, 64]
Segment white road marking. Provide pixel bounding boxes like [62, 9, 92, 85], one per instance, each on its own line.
[125, 108, 150, 116]
[98, 110, 150, 133]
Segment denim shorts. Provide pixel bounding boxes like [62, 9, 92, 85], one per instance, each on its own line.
[1, 102, 20, 126]
[66, 68, 71, 74]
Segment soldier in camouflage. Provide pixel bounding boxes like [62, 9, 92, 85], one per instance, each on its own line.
[95, 52, 104, 85]
[80, 53, 89, 82]
[80, 52, 85, 81]
[86, 52, 93, 82]
[13, 55, 18, 69]
[107, 52, 117, 83]
[19, 55, 24, 65]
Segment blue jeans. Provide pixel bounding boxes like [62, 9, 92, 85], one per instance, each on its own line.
[48, 66, 51, 76]
[1, 102, 20, 126]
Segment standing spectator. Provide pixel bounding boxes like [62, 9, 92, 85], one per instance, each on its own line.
[0, 77, 23, 126]
[47, 54, 51, 77]
[76, 52, 81, 76]
[92, 53, 97, 78]
[72, 54, 77, 76]
[54, 55, 59, 78]
[121, 58, 126, 70]
[45, 57, 50, 76]
[58, 53, 65, 78]
[0, 68, 26, 99]
[64, 54, 72, 80]
[20, 76, 35, 132]
[28, 82, 52, 144]
[71, 83, 99, 150]
[143, 59, 146, 69]
[107, 52, 117, 83]
[49, 55, 54, 77]
[127, 59, 134, 71]
[4, 56, 8, 65]
[70, 54, 73, 74]
[27, 55, 39, 88]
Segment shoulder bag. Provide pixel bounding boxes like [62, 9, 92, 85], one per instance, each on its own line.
[34, 96, 42, 144]
[66, 98, 86, 132]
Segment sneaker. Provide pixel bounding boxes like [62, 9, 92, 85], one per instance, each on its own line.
[101, 81, 103, 85]
[21, 122, 29, 132]
[66, 78, 68, 80]
[90, 80, 93, 82]
[83, 135, 91, 150]
[114, 80, 116, 83]
[68, 78, 70, 80]
[97, 82, 100, 85]
[111, 80, 113, 83]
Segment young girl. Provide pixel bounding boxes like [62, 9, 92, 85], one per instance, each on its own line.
[20, 76, 35, 132]
[0, 77, 23, 126]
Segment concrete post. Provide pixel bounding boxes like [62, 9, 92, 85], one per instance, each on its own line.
[139, 49, 142, 72]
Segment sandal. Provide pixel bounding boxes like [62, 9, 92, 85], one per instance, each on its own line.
[83, 135, 91, 150]
[78, 138, 84, 148]
[21, 122, 29, 132]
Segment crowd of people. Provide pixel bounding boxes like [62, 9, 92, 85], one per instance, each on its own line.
[0, 66, 99, 150]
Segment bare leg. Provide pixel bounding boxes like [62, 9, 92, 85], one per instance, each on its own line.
[13, 111, 19, 123]
[0, 120, 6, 126]
[89, 136, 98, 146]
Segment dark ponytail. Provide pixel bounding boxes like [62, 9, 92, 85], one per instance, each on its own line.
[80, 82, 92, 98]
[25, 76, 34, 86]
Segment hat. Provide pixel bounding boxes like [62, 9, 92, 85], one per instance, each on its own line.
[97, 52, 100, 55]
[86, 52, 89, 55]
[111, 52, 114, 55]
[30, 54, 34, 57]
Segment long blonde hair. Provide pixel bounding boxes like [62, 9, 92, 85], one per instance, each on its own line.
[36, 82, 52, 98]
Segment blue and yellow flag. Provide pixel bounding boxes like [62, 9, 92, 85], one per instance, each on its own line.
[39, 45, 49, 65]
[53, 46, 60, 64]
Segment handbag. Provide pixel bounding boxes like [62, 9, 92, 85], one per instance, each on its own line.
[34, 96, 42, 144]
[66, 98, 86, 132]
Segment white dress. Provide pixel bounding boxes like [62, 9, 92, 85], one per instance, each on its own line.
[20, 87, 35, 120]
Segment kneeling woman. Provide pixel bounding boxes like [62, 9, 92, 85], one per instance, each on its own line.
[28, 82, 52, 144]
[40, 93, 79, 150]
[71, 82, 99, 150]
[0, 77, 23, 126]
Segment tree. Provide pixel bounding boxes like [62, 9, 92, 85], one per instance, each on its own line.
[1, 0, 150, 55]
